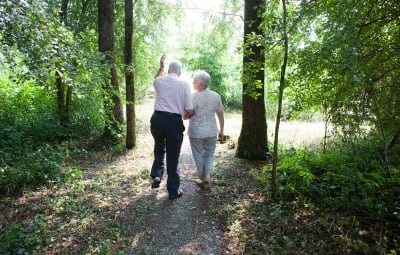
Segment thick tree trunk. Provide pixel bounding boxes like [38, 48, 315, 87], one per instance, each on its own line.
[236, 0, 267, 160]
[98, 0, 124, 143]
[125, 0, 136, 149]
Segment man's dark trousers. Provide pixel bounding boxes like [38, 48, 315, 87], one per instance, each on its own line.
[150, 111, 184, 196]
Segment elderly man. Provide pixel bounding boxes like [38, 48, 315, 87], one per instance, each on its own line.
[150, 55, 193, 199]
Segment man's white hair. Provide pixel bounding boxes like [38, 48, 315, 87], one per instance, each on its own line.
[168, 61, 182, 74]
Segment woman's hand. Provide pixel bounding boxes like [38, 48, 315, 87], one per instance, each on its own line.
[218, 131, 224, 142]
[183, 109, 193, 120]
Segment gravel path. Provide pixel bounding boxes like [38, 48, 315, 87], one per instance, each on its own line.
[126, 137, 229, 255]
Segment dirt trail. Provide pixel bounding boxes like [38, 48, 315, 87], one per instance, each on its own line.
[0, 100, 238, 254]
[125, 137, 229, 254]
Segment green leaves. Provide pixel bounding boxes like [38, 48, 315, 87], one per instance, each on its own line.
[242, 71, 264, 99]
[289, 0, 400, 147]
[180, 13, 242, 106]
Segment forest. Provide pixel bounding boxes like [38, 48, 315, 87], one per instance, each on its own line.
[0, 0, 399, 254]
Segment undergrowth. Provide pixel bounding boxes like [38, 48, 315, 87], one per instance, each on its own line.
[0, 128, 82, 194]
[214, 136, 400, 255]
[0, 67, 105, 195]
[275, 137, 400, 223]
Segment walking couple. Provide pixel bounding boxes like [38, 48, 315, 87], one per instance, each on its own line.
[150, 55, 224, 200]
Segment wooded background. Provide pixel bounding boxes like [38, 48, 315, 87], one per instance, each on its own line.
[0, 0, 399, 253]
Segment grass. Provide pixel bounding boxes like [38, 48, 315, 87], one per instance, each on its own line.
[223, 110, 327, 150]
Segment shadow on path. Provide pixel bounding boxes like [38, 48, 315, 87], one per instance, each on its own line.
[124, 137, 229, 255]
[0, 119, 231, 254]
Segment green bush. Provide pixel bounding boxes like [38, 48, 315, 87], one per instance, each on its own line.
[277, 137, 400, 219]
[0, 69, 84, 194]
[0, 142, 68, 194]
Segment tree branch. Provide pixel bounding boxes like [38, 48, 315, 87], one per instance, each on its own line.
[385, 127, 400, 155]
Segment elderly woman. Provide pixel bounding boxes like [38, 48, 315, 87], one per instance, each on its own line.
[188, 70, 224, 190]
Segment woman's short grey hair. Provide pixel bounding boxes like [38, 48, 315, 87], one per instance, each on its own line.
[168, 61, 182, 74]
[194, 70, 211, 89]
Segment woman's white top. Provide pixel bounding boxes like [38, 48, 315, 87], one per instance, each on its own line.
[188, 90, 224, 138]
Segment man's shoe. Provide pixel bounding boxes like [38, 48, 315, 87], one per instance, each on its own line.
[169, 189, 183, 199]
[151, 177, 161, 188]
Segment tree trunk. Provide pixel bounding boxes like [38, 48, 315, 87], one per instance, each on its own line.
[236, 0, 267, 160]
[66, 84, 72, 123]
[271, 0, 288, 198]
[56, 70, 66, 126]
[125, 0, 136, 149]
[98, 0, 124, 143]
[60, 0, 68, 23]
[56, 1, 71, 129]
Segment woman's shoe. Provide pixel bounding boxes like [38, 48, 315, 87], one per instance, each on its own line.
[203, 174, 211, 190]
[195, 180, 205, 189]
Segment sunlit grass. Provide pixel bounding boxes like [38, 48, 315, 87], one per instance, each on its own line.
[268, 120, 326, 148]
[137, 99, 327, 149]
[223, 110, 326, 149]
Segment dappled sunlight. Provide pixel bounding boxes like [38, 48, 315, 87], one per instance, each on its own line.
[0, 129, 161, 253]
[2, 0, 397, 252]
[128, 230, 146, 249]
[1, 98, 391, 254]
[210, 130, 398, 254]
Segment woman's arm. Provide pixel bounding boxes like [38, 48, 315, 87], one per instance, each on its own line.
[216, 110, 224, 139]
